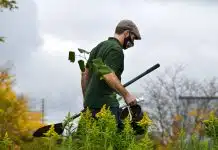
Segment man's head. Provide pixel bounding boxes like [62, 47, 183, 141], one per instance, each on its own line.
[114, 19, 141, 50]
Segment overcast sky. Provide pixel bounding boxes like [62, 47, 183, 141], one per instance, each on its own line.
[1, 0, 218, 123]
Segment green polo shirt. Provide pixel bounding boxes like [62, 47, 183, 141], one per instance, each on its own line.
[84, 37, 124, 109]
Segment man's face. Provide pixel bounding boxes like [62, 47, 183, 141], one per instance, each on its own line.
[123, 30, 136, 49]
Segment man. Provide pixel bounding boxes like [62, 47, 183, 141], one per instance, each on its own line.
[81, 19, 141, 129]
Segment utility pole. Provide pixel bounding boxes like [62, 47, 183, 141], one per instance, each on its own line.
[41, 98, 45, 124]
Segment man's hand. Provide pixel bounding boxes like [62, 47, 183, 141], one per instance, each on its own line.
[124, 93, 137, 106]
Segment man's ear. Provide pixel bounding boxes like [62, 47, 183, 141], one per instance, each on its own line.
[123, 30, 129, 37]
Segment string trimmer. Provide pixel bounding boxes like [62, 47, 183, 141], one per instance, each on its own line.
[33, 63, 160, 137]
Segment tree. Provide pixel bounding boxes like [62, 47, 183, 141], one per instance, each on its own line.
[141, 64, 218, 144]
[0, 0, 17, 11]
[0, 69, 45, 144]
[0, 0, 18, 43]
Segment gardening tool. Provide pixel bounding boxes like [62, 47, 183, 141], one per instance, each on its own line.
[33, 63, 160, 137]
[120, 104, 143, 122]
[119, 104, 147, 135]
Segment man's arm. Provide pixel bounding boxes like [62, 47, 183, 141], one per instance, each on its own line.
[103, 71, 137, 106]
[81, 47, 95, 97]
[101, 48, 136, 106]
[81, 68, 89, 98]
[103, 72, 128, 97]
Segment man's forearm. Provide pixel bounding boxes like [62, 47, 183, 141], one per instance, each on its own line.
[81, 76, 86, 97]
[103, 72, 130, 98]
[81, 68, 89, 97]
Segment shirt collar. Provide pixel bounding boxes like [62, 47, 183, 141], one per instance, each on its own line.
[108, 37, 123, 48]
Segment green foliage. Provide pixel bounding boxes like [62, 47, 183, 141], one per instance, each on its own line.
[168, 130, 210, 150]
[91, 57, 113, 79]
[8, 105, 153, 150]
[129, 133, 154, 150]
[20, 123, 62, 150]
[203, 111, 218, 139]
[62, 112, 76, 137]
[1, 0, 18, 44]
[75, 105, 118, 150]
[203, 111, 218, 148]
[0, 37, 5, 43]
[78, 60, 85, 72]
[68, 51, 75, 63]
[2, 103, 218, 149]
[0, 71, 45, 144]
[0, 132, 13, 150]
[68, 48, 88, 72]
[0, 0, 18, 11]
[68, 48, 113, 77]
[78, 48, 90, 54]
[73, 105, 153, 150]
[42, 125, 61, 150]
[161, 127, 218, 150]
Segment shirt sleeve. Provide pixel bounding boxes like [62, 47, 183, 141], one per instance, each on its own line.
[104, 48, 124, 73]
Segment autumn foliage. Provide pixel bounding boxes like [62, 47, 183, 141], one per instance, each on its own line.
[0, 70, 44, 144]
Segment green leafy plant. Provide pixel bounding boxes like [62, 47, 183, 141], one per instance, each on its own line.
[91, 57, 113, 79]
[203, 111, 218, 139]
[129, 133, 154, 150]
[203, 111, 218, 148]
[68, 48, 89, 72]
[0, 132, 13, 150]
[68, 51, 75, 63]
[0, 37, 5, 43]
[164, 128, 217, 150]
[78, 60, 85, 72]
[68, 48, 113, 77]
[75, 105, 153, 150]
[1, 0, 18, 44]
[0, 0, 18, 11]
[62, 112, 76, 137]
[78, 48, 90, 54]
[4, 104, 218, 150]
[41, 124, 61, 150]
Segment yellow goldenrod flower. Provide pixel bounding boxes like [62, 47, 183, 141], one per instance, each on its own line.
[137, 112, 152, 127]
